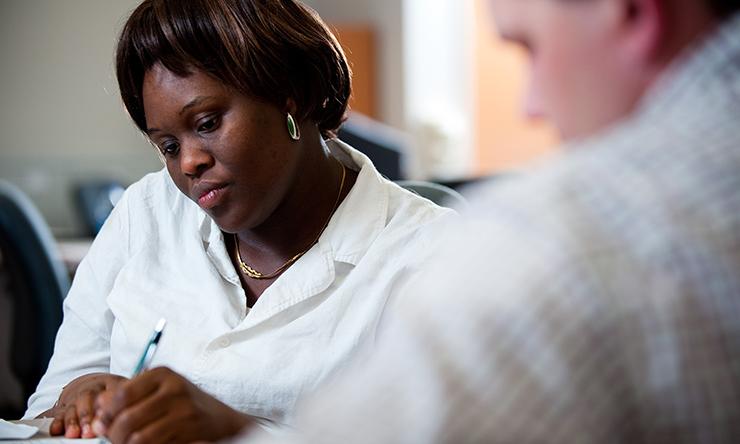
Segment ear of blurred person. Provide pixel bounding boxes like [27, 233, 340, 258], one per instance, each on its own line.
[236, 0, 740, 443]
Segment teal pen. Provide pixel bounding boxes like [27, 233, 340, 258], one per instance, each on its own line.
[132, 318, 167, 377]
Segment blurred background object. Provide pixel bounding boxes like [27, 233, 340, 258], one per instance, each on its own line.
[338, 113, 408, 181]
[316, 0, 559, 179]
[75, 180, 125, 237]
[0, 0, 160, 239]
[0, 180, 68, 419]
[0, 0, 557, 245]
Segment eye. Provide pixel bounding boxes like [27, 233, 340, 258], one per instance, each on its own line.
[197, 115, 220, 133]
[160, 140, 180, 157]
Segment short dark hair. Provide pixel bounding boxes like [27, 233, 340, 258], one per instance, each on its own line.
[116, 0, 352, 138]
[706, 0, 740, 17]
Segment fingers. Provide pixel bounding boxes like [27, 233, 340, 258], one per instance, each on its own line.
[92, 390, 114, 436]
[116, 410, 184, 444]
[93, 368, 170, 437]
[49, 407, 66, 436]
[46, 373, 130, 438]
[104, 389, 170, 444]
[63, 404, 81, 438]
[106, 369, 163, 415]
[104, 374, 127, 391]
[75, 390, 97, 438]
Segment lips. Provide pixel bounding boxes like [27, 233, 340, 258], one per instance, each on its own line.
[192, 181, 230, 210]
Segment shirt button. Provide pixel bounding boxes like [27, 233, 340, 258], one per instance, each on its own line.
[218, 337, 231, 348]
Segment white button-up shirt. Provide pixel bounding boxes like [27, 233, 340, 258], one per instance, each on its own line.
[24, 140, 455, 429]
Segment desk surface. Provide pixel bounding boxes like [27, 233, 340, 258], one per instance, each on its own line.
[7, 419, 106, 443]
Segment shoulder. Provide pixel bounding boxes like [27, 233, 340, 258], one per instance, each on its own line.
[394, 159, 626, 338]
[357, 175, 457, 261]
[458, 128, 670, 263]
[330, 138, 458, 250]
[432, 115, 734, 308]
[384, 179, 457, 231]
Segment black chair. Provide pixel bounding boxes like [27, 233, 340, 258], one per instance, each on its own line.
[0, 180, 69, 419]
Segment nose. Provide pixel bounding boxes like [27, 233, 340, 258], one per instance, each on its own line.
[523, 71, 546, 121]
[179, 139, 214, 178]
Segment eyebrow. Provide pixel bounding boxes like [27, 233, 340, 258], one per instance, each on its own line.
[146, 95, 213, 135]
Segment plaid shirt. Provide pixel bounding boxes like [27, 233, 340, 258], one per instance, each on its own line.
[244, 13, 740, 444]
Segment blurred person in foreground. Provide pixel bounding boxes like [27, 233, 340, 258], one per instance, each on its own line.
[23, 0, 453, 442]
[241, 0, 740, 442]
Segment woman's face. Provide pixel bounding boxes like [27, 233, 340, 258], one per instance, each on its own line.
[142, 64, 303, 233]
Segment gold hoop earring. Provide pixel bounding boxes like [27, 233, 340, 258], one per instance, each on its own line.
[287, 113, 301, 141]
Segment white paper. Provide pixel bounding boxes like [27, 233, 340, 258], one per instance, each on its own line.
[0, 419, 106, 443]
[0, 419, 38, 440]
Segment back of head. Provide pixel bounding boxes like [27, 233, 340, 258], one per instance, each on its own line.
[116, 0, 352, 139]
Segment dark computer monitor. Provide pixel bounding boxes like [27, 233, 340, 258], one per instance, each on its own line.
[337, 113, 408, 181]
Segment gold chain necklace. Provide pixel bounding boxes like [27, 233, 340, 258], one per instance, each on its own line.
[234, 160, 347, 280]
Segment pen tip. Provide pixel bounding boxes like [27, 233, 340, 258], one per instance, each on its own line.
[155, 318, 167, 332]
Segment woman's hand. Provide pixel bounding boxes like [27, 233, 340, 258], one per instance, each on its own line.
[39, 373, 128, 438]
[93, 367, 254, 444]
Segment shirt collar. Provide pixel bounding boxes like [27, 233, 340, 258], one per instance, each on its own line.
[196, 138, 390, 266]
[196, 139, 388, 258]
[193, 139, 391, 324]
[317, 138, 389, 266]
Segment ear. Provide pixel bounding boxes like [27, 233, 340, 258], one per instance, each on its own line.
[284, 98, 298, 117]
[616, 0, 667, 65]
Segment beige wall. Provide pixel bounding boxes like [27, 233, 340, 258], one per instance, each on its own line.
[304, 0, 406, 130]
[0, 1, 161, 236]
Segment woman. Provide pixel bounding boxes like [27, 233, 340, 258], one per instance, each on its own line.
[24, 0, 454, 442]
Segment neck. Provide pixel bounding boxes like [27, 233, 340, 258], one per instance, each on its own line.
[232, 129, 346, 266]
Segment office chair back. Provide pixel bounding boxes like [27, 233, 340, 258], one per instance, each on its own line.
[0, 180, 69, 419]
[396, 180, 467, 209]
